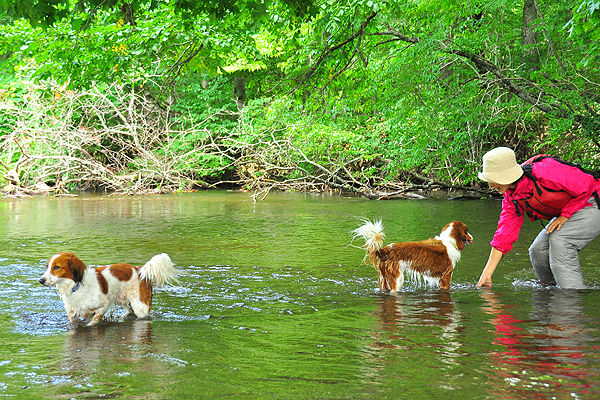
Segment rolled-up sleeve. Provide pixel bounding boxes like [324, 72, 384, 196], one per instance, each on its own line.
[490, 195, 524, 254]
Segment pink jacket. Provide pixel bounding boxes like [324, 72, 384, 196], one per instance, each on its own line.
[491, 158, 600, 254]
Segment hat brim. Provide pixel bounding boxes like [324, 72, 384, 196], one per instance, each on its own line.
[478, 171, 494, 183]
[478, 165, 523, 185]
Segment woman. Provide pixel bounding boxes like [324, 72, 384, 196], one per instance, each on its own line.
[477, 147, 600, 289]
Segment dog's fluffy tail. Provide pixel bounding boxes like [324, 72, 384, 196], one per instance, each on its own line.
[353, 219, 385, 266]
[140, 253, 178, 286]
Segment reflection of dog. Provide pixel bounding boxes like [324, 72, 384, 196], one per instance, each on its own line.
[353, 220, 473, 291]
[63, 320, 153, 371]
[39, 252, 178, 326]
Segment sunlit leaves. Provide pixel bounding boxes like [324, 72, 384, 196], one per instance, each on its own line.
[566, 0, 600, 68]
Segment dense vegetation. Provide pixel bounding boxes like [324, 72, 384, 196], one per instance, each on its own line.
[0, 0, 599, 198]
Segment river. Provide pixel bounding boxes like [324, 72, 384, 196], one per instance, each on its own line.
[1, 191, 600, 399]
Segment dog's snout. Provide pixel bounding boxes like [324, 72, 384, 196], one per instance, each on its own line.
[39, 277, 46, 285]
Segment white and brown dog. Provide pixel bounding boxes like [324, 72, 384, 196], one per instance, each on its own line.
[353, 220, 473, 291]
[39, 252, 178, 326]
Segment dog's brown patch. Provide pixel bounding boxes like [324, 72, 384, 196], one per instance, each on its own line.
[139, 279, 153, 308]
[94, 267, 110, 294]
[108, 263, 134, 281]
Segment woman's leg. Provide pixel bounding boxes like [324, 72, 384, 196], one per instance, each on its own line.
[529, 226, 555, 284]
[548, 199, 600, 289]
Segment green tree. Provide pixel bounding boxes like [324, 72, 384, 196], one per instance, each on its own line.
[276, 0, 600, 177]
[1, 0, 599, 196]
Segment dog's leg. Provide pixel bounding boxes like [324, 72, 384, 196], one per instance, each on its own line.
[439, 269, 453, 290]
[389, 261, 408, 292]
[130, 301, 151, 319]
[129, 279, 153, 319]
[86, 300, 110, 326]
[123, 304, 136, 320]
[87, 311, 105, 326]
[439, 277, 450, 290]
[67, 309, 78, 324]
[391, 273, 405, 292]
[378, 271, 386, 291]
[387, 272, 404, 292]
[87, 307, 108, 326]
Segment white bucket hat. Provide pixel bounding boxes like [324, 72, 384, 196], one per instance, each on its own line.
[478, 147, 524, 184]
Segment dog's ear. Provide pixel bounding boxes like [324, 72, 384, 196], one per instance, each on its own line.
[450, 222, 468, 250]
[459, 226, 467, 242]
[458, 224, 470, 249]
[68, 254, 86, 283]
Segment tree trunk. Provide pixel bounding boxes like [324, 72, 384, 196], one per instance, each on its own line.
[234, 76, 246, 111]
[521, 0, 540, 73]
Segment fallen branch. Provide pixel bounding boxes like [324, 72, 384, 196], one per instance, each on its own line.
[0, 82, 227, 195]
[1, 81, 488, 200]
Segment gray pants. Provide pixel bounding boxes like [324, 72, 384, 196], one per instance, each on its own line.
[529, 197, 600, 289]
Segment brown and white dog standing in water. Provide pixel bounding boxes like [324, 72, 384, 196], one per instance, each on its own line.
[353, 220, 473, 291]
[39, 252, 178, 326]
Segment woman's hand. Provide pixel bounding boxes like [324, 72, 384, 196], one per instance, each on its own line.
[546, 216, 569, 234]
[477, 247, 504, 288]
[477, 272, 493, 288]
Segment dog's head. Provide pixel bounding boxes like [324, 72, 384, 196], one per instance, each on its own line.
[441, 221, 473, 251]
[39, 252, 86, 287]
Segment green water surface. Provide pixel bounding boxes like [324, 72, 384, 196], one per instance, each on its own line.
[1, 191, 600, 399]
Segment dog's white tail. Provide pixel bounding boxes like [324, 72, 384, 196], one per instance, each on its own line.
[353, 219, 385, 265]
[139, 253, 178, 286]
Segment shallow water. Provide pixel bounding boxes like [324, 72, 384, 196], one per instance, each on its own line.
[1, 191, 600, 399]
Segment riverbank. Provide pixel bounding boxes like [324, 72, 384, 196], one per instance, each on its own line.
[1, 180, 496, 201]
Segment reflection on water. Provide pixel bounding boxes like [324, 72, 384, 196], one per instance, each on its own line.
[1, 192, 600, 399]
[481, 289, 600, 398]
[364, 291, 468, 393]
[373, 291, 460, 350]
[62, 320, 153, 370]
